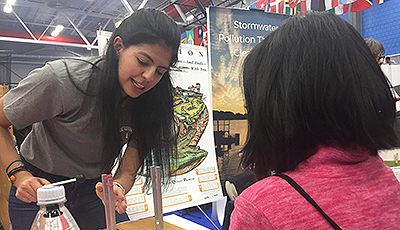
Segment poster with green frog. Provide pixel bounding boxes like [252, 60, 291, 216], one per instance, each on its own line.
[126, 44, 223, 221]
[172, 84, 209, 176]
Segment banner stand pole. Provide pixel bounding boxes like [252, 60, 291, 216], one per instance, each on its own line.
[151, 166, 164, 230]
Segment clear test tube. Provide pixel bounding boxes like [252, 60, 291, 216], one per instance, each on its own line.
[102, 174, 116, 230]
[151, 166, 164, 230]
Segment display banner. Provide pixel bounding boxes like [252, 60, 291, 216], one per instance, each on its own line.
[207, 7, 290, 181]
[208, 6, 289, 114]
[125, 44, 223, 220]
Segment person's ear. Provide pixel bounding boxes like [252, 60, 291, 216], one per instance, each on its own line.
[113, 36, 125, 57]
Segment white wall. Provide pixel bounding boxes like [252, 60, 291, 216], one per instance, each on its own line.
[382, 65, 400, 111]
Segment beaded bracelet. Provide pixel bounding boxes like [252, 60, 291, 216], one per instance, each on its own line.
[7, 165, 28, 183]
[113, 181, 126, 195]
[5, 159, 23, 174]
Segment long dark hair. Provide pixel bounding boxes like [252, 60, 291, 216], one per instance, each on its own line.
[99, 8, 180, 183]
[241, 12, 397, 179]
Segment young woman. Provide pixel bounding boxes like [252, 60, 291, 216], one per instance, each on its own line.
[230, 12, 400, 229]
[0, 8, 180, 229]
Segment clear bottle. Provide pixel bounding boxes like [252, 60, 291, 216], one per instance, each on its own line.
[30, 185, 80, 230]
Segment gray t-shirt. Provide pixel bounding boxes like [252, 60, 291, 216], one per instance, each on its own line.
[4, 56, 135, 179]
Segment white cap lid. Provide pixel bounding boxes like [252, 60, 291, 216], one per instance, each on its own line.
[37, 185, 67, 205]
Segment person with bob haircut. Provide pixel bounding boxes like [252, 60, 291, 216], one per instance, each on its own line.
[229, 12, 400, 229]
[0, 8, 180, 229]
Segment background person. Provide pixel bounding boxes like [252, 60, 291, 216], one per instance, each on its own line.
[386, 56, 392, 64]
[364, 38, 385, 66]
[385, 56, 397, 65]
[230, 12, 400, 229]
[0, 8, 180, 229]
[365, 38, 400, 144]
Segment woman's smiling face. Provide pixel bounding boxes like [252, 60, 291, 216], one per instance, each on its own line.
[114, 36, 173, 98]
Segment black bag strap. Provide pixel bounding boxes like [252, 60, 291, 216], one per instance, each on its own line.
[272, 173, 342, 230]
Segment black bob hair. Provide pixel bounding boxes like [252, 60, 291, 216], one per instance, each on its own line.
[241, 12, 397, 179]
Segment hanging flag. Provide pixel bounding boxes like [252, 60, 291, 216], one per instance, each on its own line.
[350, 0, 372, 12]
[333, 3, 350, 14]
[202, 26, 208, 49]
[324, 0, 339, 10]
[300, 0, 307, 15]
[186, 29, 195, 45]
[194, 26, 203, 46]
[248, 2, 257, 8]
[306, 0, 320, 11]
[375, 0, 389, 4]
[339, 0, 356, 4]
[306, 0, 311, 10]
[257, 0, 269, 10]
[295, 1, 302, 14]
[249, 0, 269, 10]
[181, 32, 187, 44]
[288, 0, 299, 8]
[270, 0, 285, 13]
[284, 0, 294, 14]
[311, 0, 319, 10]
[284, 0, 302, 14]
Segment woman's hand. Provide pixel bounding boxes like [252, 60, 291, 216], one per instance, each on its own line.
[94, 147, 140, 214]
[95, 182, 127, 214]
[13, 171, 50, 203]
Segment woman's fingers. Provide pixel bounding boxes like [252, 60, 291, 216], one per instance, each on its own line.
[113, 185, 127, 214]
[38, 178, 51, 186]
[15, 176, 50, 203]
[115, 199, 127, 214]
[16, 192, 34, 203]
[96, 182, 128, 213]
[95, 182, 104, 195]
[95, 182, 105, 204]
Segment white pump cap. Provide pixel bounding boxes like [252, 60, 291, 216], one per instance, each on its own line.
[37, 185, 67, 205]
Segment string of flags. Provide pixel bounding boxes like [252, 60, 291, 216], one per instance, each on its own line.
[248, 0, 389, 15]
[179, 0, 388, 46]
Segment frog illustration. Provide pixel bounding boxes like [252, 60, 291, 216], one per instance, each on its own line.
[171, 86, 209, 176]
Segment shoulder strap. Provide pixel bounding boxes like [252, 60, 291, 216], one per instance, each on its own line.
[272, 173, 342, 230]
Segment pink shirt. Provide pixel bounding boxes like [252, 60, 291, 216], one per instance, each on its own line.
[230, 146, 400, 229]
